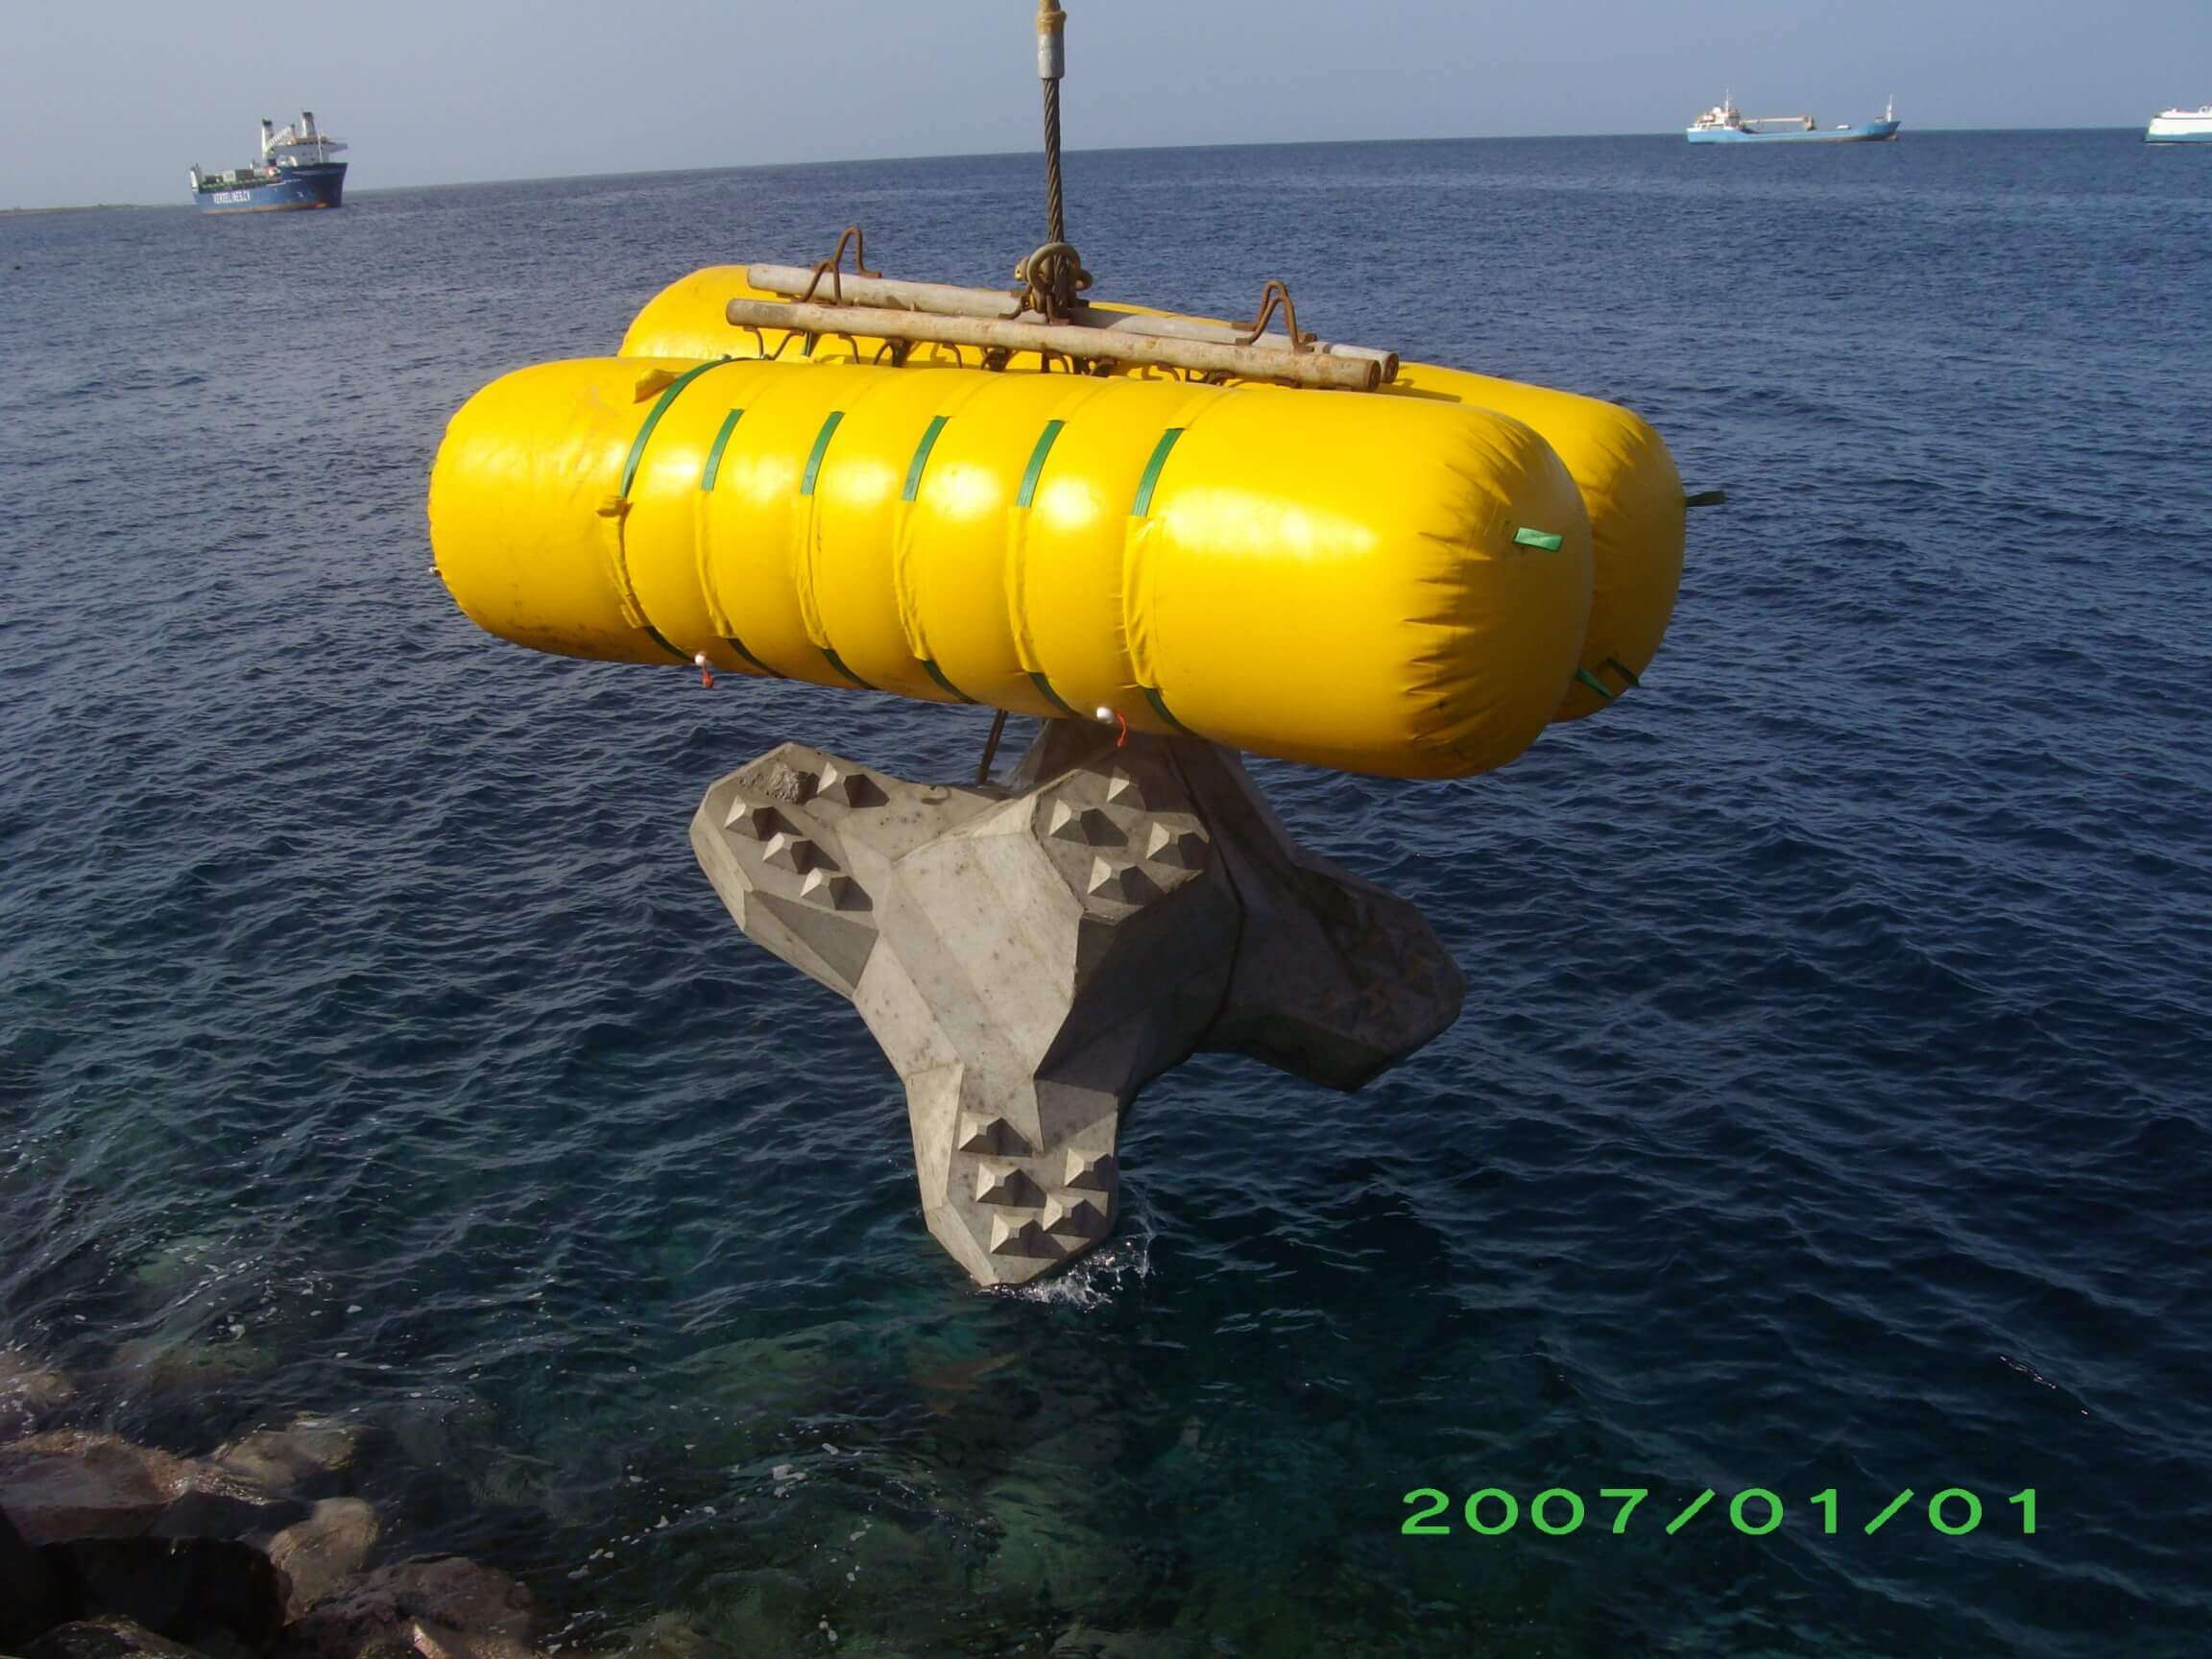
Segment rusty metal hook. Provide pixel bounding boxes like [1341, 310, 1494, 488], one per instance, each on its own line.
[795, 226, 883, 305]
[1238, 278, 1316, 353]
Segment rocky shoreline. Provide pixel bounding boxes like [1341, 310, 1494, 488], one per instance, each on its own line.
[2, 1349, 547, 1659]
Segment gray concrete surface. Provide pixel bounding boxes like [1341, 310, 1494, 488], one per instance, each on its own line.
[690, 722, 1464, 1286]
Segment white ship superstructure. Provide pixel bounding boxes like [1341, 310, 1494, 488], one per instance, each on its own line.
[2147, 106, 2212, 143]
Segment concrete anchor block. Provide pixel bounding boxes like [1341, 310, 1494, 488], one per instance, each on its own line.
[690, 726, 1462, 1286]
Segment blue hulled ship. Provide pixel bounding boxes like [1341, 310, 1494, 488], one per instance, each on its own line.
[1688, 94, 1900, 144]
[189, 112, 348, 212]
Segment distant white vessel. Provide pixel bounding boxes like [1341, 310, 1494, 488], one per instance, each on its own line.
[2146, 106, 2212, 143]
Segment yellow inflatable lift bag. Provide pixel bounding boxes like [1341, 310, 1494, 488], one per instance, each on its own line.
[431, 353, 1593, 780]
[619, 267, 1687, 723]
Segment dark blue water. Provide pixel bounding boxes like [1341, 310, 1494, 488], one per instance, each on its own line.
[4, 131, 2210, 1656]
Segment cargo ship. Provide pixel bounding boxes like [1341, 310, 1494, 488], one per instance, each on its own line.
[1687, 94, 1900, 143]
[188, 112, 347, 212]
[2146, 106, 2212, 143]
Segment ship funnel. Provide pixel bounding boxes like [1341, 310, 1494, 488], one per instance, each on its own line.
[302, 110, 317, 138]
[260, 117, 274, 157]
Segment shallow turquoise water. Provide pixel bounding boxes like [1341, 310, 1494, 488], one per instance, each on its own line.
[3, 132, 2211, 1655]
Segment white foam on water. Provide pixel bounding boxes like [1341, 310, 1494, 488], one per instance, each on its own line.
[991, 1219, 1154, 1311]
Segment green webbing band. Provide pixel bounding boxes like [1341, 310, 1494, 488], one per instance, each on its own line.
[618, 358, 728, 499]
[1131, 427, 1186, 516]
[800, 410, 845, 497]
[903, 415, 949, 501]
[920, 659, 974, 704]
[1028, 671, 1076, 715]
[821, 648, 872, 689]
[700, 408, 745, 491]
[1602, 656, 1642, 688]
[1574, 668, 1616, 701]
[1017, 419, 1066, 509]
[1513, 527, 1565, 550]
[638, 626, 689, 663]
[1140, 685, 1191, 733]
[721, 634, 777, 676]
[801, 332, 817, 358]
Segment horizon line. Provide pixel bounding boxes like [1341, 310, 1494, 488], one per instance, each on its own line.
[2, 124, 2164, 214]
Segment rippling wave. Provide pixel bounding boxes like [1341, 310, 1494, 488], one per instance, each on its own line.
[3, 130, 2209, 1655]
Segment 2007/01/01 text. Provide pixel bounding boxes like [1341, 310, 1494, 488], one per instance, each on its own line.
[1402, 1486, 2038, 1537]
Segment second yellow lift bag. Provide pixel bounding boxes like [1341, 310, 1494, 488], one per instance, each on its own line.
[620, 267, 1686, 723]
[430, 355, 1594, 780]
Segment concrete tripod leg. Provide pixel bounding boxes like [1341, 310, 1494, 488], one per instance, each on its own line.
[689, 723, 1464, 1286]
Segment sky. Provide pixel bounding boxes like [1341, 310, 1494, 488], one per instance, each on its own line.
[3, 0, 2206, 208]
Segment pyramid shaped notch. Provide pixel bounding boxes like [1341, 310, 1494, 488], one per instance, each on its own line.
[1103, 767, 1146, 808]
[958, 1115, 1029, 1157]
[1144, 821, 1208, 869]
[1049, 803, 1118, 846]
[1086, 857, 1157, 903]
[975, 1165, 1045, 1206]
[818, 761, 887, 808]
[1064, 1150, 1116, 1190]
[799, 869, 862, 909]
[762, 831, 820, 873]
[1044, 1194, 1105, 1237]
[727, 802, 788, 841]
[989, 1215, 1059, 1258]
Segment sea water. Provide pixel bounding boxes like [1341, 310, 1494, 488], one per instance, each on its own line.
[3, 131, 2210, 1655]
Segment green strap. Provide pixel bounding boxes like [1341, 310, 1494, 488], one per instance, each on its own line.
[1028, 671, 1076, 715]
[618, 359, 728, 499]
[1602, 656, 1642, 688]
[721, 634, 777, 676]
[821, 647, 873, 690]
[700, 408, 745, 491]
[1017, 420, 1066, 509]
[1140, 685, 1191, 733]
[1131, 428, 1186, 516]
[800, 410, 845, 496]
[902, 415, 949, 501]
[613, 360, 728, 663]
[1512, 526, 1565, 550]
[920, 659, 974, 704]
[1573, 668, 1616, 701]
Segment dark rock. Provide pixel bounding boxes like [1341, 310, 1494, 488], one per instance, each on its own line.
[0, 1431, 301, 1549]
[109, 1337, 274, 1394]
[0, 1433, 186, 1546]
[39, 1537, 286, 1651]
[147, 1475, 303, 1543]
[277, 1556, 536, 1659]
[210, 1419, 359, 1500]
[0, 1350, 78, 1443]
[2, 1503, 77, 1647]
[21, 1616, 208, 1659]
[265, 1499, 381, 1618]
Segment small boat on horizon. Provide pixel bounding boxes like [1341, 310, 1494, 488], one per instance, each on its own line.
[188, 111, 348, 213]
[2146, 106, 2212, 143]
[1687, 94, 1901, 144]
